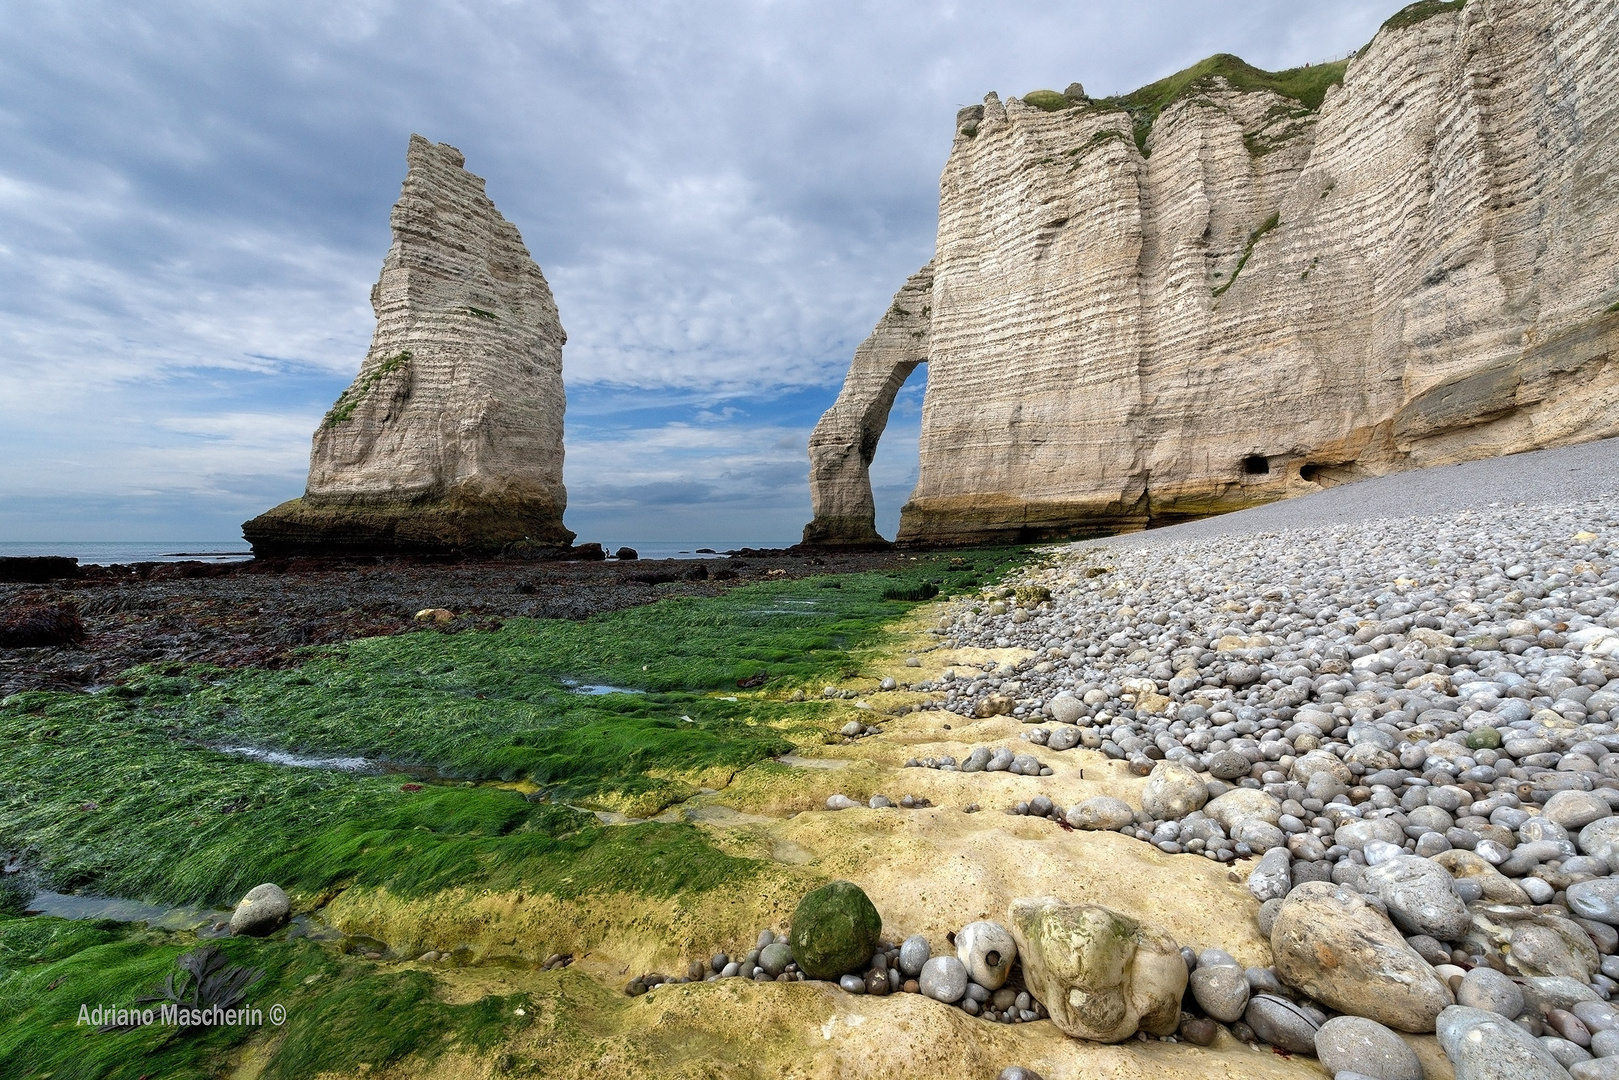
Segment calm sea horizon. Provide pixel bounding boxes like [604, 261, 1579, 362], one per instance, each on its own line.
[0, 540, 800, 566]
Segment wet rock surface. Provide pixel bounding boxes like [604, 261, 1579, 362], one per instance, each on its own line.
[0, 548, 912, 695]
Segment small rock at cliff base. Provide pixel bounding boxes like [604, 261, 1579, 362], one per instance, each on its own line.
[1436, 1005, 1574, 1080]
[895, 934, 930, 979]
[1065, 796, 1134, 830]
[1568, 880, 1619, 926]
[1047, 693, 1083, 724]
[787, 880, 882, 980]
[918, 955, 969, 1002]
[1270, 882, 1453, 1032]
[1189, 962, 1249, 1022]
[758, 942, 793, 977]
[1244, 993, 1320, 1053]
[229, 883, 290, 937]
[614, 547, 638, 560]
[1315, 1015, 1423, 1080]
[1457, 967, 1526, 1018]
[1141, 760, 1208, 820]
[1247, 846, 1292, 902]
[1007, 896, 1185, 1043]
[956, 920, 1016, 990]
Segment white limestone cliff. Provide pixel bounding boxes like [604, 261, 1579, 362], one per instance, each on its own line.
[805, 0, 1619, 546]
[245, 135, 573, 555]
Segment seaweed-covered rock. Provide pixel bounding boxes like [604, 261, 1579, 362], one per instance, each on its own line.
[788, 880, 882, 980]
[0, 602, 85, 648]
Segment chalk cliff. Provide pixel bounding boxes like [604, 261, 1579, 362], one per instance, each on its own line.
[245, 135, 573, 556]
[806, 0, 1619, 546]
[802, 263, 933, 547]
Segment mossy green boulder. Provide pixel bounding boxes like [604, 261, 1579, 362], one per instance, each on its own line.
[1467, 727, 1502, 750]
[788, 881, 882, 979]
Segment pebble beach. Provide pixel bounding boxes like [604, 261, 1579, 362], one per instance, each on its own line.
[796, 440, 1619, 1079]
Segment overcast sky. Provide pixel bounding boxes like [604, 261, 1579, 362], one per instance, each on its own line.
[0, 0, 1396, 547]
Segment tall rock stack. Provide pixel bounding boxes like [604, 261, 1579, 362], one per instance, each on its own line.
[805, 0, 1619, 546]
[245, 135, 574, 556]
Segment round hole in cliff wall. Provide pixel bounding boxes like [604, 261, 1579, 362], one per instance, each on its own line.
[1242, 455, 1270, 476]
[1300, 463, 1323, 483]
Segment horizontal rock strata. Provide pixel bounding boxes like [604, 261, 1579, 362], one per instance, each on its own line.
[808, 0, 1619, 546]
[245, 135, 573, 556]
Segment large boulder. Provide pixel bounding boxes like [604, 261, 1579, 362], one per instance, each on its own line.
[1432, 849, 1533, 905]
[1204, 788, 1281, 832]
[1007, 897, 1186, 1043]
[229, 883, 291, 937]
[1140, 761, 1208, 820]
[788, 880, 882, 980]
[1361, 855, 1472, 941]
[1436, 1005, 1574, 1080]
[1271, 882, 1453, 1032]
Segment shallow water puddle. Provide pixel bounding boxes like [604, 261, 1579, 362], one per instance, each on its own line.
[217, 745, 377, 772]
[776, 754, 851, 770]
[560, 680, 646, 696]
[25, 889, 233, 935]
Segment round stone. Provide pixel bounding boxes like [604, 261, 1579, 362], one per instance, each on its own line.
[838, 973, 866, 993]
[1244, 993, 1321, 1053]
[1190, 962, 1249, 1022]
[1315, 1015, 1422, 1080]
[1570, 880, 1619, 927]
[956, 920, 1017, 990]
[1065, 796, 1134, 830]
[788, 880, 882, 980]
[1180, 1016, 1218, 1045]
[1209, 750, 1251, 780]
[1548, 791, 1613, 831]
[1142, 760, 1209, 820]
[759, 942, 794, 977]
[1047, 694, 1083, 724]
[899, 934, 931, 977]
[229, 883, 290, 937]
[1458, 967, 1525, 1018]
[918, 955, 969, 1003]
[1580, 818, 1619, 863]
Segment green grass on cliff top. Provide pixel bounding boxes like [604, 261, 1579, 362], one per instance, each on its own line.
[1020, 1, 1465, 155]
[1110, 54, 1347, 155]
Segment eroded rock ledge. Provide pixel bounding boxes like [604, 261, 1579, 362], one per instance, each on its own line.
[805, 1, 1619, 546]
[245, 135, 574, 557]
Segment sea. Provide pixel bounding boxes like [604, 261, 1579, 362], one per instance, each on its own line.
[0, 540, 799, 566]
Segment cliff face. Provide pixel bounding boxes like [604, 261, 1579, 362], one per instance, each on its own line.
[245, 135, 574, 556]
[806, 0, 1619, 546]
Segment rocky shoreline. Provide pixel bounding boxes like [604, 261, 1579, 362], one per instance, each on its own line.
[812, 488, 1619, 1076]
[0, 548, 918, 697]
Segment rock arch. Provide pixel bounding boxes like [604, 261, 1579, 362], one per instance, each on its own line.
[801, 262, 933, 547]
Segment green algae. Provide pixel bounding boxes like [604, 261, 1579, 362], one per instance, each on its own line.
[0, 550, 1031, 1076]
[0, 553, 1026, 909]
[0, 916, 533, 1080]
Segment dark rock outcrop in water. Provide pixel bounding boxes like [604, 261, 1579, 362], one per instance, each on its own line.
[244, 135, 573, 556]
[806, 0, 1619, 546]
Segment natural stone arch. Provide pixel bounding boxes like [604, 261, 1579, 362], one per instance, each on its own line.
[801, 262, 933, 547]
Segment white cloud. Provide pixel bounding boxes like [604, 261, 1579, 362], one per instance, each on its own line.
[0, 0, 1396, 540]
